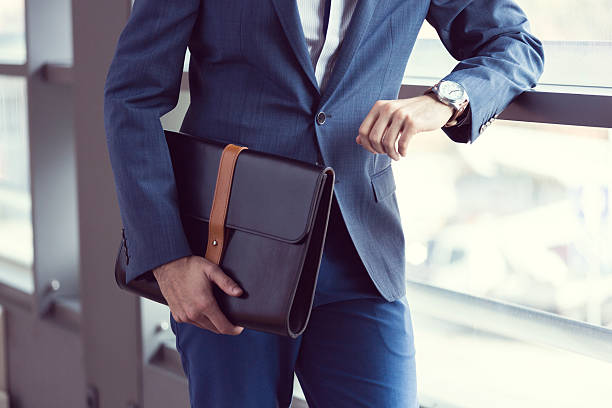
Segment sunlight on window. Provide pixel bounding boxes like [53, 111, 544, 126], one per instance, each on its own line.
[0, 0, 26, 64]
[411, 0, 612, 89]
[396, 121, 611, 327]
[0, 76, 32, 272]
[395, 121, 612, 407]
[411, 313, 612, 408]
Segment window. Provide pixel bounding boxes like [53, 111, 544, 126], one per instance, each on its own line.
[0, 0, 26, 64]
[0, 76, 31, 267]
[412, 311, 612, 407]
[394, 122, 612, 405]
[399, 1, 612, 406]
[407, 0, 612, 91]
[0, 2, 33, 293]
[398, 122, 612, 327]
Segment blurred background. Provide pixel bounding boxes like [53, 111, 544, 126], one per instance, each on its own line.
[0, 0, 611, 407]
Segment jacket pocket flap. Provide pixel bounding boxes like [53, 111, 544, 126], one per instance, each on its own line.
[370, 164, 396, 202]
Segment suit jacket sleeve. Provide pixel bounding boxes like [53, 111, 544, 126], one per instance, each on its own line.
[426, 0, 545, 143]
[103, 0, 200, 284]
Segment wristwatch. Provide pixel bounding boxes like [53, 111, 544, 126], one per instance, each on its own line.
[424, 80, 470, 127]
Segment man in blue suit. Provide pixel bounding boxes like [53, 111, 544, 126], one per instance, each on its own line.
[104, 0, 543, 406]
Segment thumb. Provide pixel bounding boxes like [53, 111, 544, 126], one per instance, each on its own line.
[205, 265, 243, 297]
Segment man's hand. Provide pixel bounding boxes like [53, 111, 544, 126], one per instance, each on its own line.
[357, 95, 454, 160]
[153, 255, 244, 335]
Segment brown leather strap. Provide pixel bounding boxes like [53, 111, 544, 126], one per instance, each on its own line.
[204, 144, 248, 265]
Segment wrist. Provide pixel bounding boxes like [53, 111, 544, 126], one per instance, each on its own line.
[153, 258, 179, 280]
[152, 266, 165, 281]
[424, 93, 454, 122]
[424, 80, 470, 127]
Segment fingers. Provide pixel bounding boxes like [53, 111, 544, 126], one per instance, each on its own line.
[205, 263, 243, 297]
[383, 113, 404, 160]
[397, 125, 417, 157]
[200, 264, 244, 335]
[173, 308, 220, 334]
[358, 98, 436, 160]
[186, 312, 220, 334]
[362, 100, 395, 155]
[357, 101, 381, 154]
[169, 260, 245, 336]
[368, 105, 394, 155]
[202, 295, 245, 335]
[176, 296, 244, 335]
[358, 100, 406, 158]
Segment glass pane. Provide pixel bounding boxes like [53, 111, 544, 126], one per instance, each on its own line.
[396, 121, 612, 327]
[0, 75, 33, 292]
[406, 0, 612, 90]
[0, 0, 26, 64]
[412, 312, 612, 407]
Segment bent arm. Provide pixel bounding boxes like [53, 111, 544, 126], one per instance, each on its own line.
[426, 0, 545, 143]
[104, 0, 200, 284]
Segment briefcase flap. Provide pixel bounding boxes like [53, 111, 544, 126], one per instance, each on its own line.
[166, 130, 328, 244]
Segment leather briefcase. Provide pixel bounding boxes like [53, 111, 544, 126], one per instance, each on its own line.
[114, 129, 335, 338]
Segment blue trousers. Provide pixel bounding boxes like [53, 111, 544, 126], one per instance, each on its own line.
[170, 196, 418, 407]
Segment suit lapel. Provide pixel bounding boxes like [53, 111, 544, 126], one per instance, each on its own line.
[270, 0, 320, 93]
[270, 0, 378, 103]
[319, 0, 377, 106]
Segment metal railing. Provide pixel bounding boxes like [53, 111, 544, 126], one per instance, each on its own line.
[406, 280, 612, 363]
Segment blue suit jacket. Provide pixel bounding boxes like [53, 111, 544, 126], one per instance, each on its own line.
[104, 0, 543, 301]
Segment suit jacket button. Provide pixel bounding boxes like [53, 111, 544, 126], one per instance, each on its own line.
[316, 111, 326, 125]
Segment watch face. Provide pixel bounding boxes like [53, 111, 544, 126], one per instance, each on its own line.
[438, 80, 465, 102]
